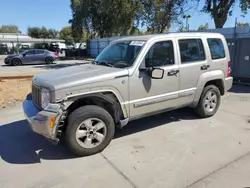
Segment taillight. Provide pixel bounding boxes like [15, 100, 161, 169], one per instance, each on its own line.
[55, 52, 59, 56]
[227, 61, 231, 77]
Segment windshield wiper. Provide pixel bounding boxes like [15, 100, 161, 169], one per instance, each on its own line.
[93, 60, 114, 67]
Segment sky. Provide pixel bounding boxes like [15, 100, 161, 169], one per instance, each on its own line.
[1, 0, 250, 34]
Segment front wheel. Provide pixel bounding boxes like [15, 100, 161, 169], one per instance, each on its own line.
[194, 85, 221, 118]
[65, 105, 115, 156]
[12, 58, 22, 66]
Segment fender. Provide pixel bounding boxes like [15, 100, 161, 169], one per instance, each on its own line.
[61, 89, 129, 118]
[191, 70, 225, 107]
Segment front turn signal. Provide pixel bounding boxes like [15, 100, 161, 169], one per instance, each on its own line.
[50, 116, 57, 128]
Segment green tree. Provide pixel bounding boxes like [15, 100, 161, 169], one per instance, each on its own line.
[59, 26, 74, 44]
[27, 27, 58, 38]
[197, 23, 209, 31]
[27, 27, 40, 38]
[0, 25, 21, 33]
[70, 0, 143, 38]
[140, 0, 197, 33]
[236, 22, 249, 27]
[201, 0, 250, 28]
[69, 0, 84, 42]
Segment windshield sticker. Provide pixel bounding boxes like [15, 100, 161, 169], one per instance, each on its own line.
[130, 41, 145, 46]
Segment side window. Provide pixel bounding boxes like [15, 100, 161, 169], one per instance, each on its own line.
[145, 41, 174, 67]
[179, 39, 205, 63]
[207, 38, 225, 59]
[36, 50, 45, 54]
[26, 50, 35, 55]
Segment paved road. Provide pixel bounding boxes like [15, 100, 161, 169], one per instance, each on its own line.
[0, 85, 250, 188]
[0, 60, 90, 76]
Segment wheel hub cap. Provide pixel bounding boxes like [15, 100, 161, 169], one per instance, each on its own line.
[204, 91, 217, 112]
[75, 118, 107, 149]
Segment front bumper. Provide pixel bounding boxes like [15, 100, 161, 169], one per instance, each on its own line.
[22, 94, 61, 142]
[4, 58, 11, 64]
[225, 77, 233, 91]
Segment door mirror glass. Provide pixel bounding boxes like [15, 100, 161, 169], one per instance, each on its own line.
[149, 68, 164, 79]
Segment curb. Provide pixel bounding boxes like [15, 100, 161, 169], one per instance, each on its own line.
[0, 73, 38, 81]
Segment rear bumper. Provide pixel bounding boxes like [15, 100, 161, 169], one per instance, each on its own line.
[22, 94, 61, 142]
[225, 77, 233, 91]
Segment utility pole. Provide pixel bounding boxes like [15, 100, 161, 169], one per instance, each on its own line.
[183, 15, 191, 31]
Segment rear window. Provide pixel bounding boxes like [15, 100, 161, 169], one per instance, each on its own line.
[207, 38, 225, 59]
[36, 50, 45, 54]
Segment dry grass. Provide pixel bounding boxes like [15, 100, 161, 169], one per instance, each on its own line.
[0, 79, 32, 108]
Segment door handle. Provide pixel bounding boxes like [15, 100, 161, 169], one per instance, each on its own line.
[168, 70, 179, 76]
[200, 65, 210, 70]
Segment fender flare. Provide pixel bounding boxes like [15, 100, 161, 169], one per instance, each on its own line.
[192, 70, 225, 107]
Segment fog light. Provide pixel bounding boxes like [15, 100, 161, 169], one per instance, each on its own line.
[50, 117, 57, 128]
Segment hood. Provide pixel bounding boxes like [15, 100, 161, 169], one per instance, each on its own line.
[7, 54, 19, 58]
[33, 64, 129, 91]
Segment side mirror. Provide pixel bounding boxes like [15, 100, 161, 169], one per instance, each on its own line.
[149, 68, 164, 79]
[23, 53, 26, 57]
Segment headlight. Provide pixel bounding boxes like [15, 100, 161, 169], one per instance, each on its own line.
[41, 88, 50, 109]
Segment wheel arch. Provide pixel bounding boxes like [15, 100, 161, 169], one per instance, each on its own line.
[63, 91, 127, 127]
[191, 70, 225, 107]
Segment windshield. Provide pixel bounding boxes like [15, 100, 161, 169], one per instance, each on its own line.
[94, 40, 145, 68]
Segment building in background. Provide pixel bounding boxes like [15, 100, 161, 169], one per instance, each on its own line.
[0, 33, 65, 54]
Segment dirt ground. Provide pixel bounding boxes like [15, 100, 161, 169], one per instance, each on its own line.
[0, 79, 32, 109]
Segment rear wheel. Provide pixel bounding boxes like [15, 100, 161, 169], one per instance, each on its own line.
[45, 57, 54, 64]
[65, 105, 115, 156]
[195, 85, 221, 118]
[12, 58, 22, 66]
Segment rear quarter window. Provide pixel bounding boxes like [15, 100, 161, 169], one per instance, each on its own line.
[207, 38, 225, 60]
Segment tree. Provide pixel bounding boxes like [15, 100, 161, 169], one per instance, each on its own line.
[236, 22, 249, 27]
[27, 27, 58, 38]
[197, 23, 209, 31]
[69, 0, 84, 42]
[140, 0, 197, 33]
[69, 0, 197, 38]
[70, 0, 143, 38]
[59, 26, 74, 44]
[201, 0, 250, 28]
[0, 25, 21, 33]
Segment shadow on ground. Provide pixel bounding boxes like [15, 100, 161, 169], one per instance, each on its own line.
[0, 108, 196, 164]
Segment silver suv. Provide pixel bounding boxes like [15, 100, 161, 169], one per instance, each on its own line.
[23, 33, 233, 156]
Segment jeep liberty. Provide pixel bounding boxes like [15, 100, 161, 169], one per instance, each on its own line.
[23, 33, 233, 156]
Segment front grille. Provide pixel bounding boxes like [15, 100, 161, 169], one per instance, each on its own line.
[32, 84, 41, 109]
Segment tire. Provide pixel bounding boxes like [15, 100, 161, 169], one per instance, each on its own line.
[45, 57, 54, 64]
[194, 85, 221, 118]
[65, 105, 115, 156]
[12, 58, 22, 66]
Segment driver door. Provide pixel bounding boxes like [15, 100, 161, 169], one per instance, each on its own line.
[129, 40, 180, 117]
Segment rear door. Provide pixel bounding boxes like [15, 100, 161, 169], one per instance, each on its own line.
[23, 50, 36, 64]
[177, 38, 209, 105]
[35, 50, 46, 64]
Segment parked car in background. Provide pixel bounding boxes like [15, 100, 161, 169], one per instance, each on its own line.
[4, 49, 59, 66]
[74, 42, 87, 49]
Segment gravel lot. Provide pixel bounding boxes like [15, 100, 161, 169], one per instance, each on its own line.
[0, 85, 250, 188]
[0, 59, 90, 76]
